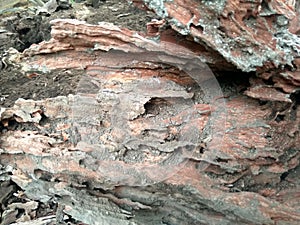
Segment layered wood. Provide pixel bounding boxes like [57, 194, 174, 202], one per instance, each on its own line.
[134, 0, 300, 103]
[0, 0, 300, 224]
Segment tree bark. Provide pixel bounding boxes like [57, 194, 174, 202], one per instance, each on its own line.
[0, 1, 300, 224]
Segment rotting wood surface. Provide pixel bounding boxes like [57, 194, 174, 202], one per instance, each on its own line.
[0, 0, 299, 224]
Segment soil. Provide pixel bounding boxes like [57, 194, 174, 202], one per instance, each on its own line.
[0, 68, 82, 107]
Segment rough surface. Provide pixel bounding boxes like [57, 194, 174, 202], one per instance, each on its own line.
[0, 0, 157, 108]
[1, 16, 300, 224]
[134, 0, 300, 103]
[0, 0, 299, 224]
[134, 0, 299, 71]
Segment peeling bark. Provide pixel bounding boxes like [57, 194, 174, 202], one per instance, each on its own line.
[134, 0, 300, 103]
[0, 1, 300, 224]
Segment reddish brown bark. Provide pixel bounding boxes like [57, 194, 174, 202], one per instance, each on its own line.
[0, 1, 299, 224]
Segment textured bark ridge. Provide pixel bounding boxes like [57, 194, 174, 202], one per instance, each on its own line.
[0, 1, 300, 224]
[135, 0, 299, 70]
[134, 0, 300, 103]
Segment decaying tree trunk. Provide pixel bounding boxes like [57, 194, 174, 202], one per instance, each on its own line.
[0, 0, 299, 224]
